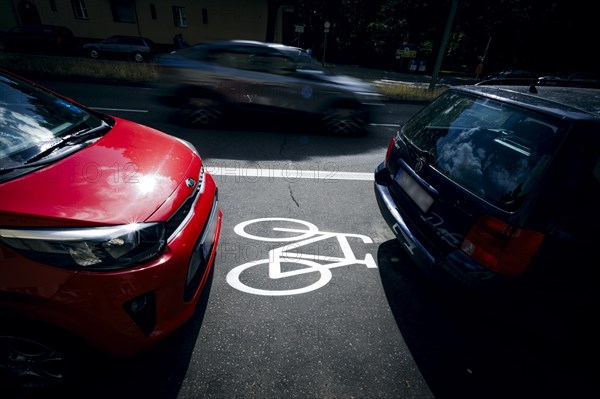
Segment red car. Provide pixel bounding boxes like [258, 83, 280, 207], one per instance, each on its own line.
[0, 70, 222, 391]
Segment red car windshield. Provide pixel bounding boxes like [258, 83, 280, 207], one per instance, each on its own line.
[0, 73, 104, 168]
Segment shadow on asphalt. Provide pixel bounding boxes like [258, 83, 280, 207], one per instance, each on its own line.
[376, 239, 599, 399]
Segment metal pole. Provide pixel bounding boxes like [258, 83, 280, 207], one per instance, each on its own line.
[322, 21, 330, 66]
[134, 0, 142, 37]
[428, 0, 458, 91]
[322, 31, 327, 66]
[477, 35, 492, 79]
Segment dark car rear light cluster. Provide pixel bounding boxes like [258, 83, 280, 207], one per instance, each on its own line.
[385, 135, 396, 166]
[460, 215, 545, 277]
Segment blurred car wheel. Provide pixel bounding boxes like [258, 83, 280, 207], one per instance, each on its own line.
[88, 48, 99, 59]
[322, 106, 366, 136]
[0, 328, 81, 392]
[132, 52, 144, 62]
[179, 98, 223, 127]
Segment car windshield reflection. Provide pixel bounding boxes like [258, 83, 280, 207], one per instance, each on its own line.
[0, 74, 104, 167]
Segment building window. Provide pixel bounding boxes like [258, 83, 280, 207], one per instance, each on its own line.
[71, 0, 88, 19]
[150, 4, 157, 20]
[110, 0, 136, 23]
[49, 0, 57, 12]
[202, 8, 208, 24]
[172, 6, 187, 27]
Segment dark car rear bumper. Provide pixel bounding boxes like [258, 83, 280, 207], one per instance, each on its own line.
[374, 162, 514, 297]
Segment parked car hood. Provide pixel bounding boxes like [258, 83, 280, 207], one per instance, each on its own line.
[0, 118, 196, 227]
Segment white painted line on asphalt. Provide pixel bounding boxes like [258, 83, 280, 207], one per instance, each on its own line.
[91, 107, 149, 113]
[207, 166, 374, 181]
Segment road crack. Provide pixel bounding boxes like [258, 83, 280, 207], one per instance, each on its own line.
[288, 183, 300, 208]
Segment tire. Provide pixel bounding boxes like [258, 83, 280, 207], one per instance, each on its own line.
[0, 328, 79, 394]
[132, 52, 144, 63]
[88, 48, 99, 59]
[178, 98, 223, 128]
[321, 105, 367, 136]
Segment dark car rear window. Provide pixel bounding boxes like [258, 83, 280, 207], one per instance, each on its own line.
[401, 90, 569, 206]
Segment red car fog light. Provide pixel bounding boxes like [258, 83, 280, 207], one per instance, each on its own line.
[461, 215, 545, 277]
[124, 292, 156, 336]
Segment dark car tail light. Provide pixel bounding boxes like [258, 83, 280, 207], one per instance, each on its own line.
[384, 135, 396, 170]
[460, 216, 545, 276]
[385, 135, 396, 160]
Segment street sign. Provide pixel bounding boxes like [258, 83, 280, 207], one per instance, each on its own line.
[396, 47, 417, 59]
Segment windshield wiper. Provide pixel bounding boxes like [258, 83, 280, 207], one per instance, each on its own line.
[399, 133, 435, 164]
[0, 120, 110, 173]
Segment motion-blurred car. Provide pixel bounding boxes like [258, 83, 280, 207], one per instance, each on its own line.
[0, 69, 222, 392]
[154, 40, 383, 135]
[83, 35, 157, 62]
[483, 68, 538, 80]
[479, 68, 538, 85]
[0, 24, 74, 54]
[374, 84, 599, 310]
[537, 71, 600, 88]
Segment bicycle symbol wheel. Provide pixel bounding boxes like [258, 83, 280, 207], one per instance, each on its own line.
[226, 257, 333, 296]
[234, 217, 319, 242]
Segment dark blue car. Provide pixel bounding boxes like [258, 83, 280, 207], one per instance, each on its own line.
[374, 84, 600, 310]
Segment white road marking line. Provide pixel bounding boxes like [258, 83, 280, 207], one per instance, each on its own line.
[207, 166, 374, 181]
[91, 107, 148, 113]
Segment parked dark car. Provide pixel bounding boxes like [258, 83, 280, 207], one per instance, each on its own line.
[0, 24, 74, 54]
[83, 35, 157, 62]
[154, 40, 383, 135]
[0, 69, 222, 392]
[374, 84, 599, 319]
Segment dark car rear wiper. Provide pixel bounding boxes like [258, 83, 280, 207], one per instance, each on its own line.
[0, 120, 110, 173]
[399, 133, 436, 164]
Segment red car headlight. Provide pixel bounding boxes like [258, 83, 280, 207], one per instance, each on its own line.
[0, 223, 165, 271]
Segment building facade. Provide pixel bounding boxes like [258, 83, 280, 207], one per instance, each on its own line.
[1, 0, 287, 47]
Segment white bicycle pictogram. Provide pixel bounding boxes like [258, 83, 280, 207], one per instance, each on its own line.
[226, 217, 377, 296]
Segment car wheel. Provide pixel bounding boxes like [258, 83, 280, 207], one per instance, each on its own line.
[322, 106, 367, 136]
[178, 98, 223, 128]
[88, 48, 99, 59]
[132, 52, 144, 63]
[0, 332, 77, 393]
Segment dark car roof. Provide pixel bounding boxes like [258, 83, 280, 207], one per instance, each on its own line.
[456, 85, 600, 120]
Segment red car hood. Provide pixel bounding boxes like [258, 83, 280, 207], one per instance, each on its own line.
[0, 118, 196, 227]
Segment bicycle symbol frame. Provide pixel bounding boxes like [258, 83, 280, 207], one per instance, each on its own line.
[226, 217, 377, 296]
